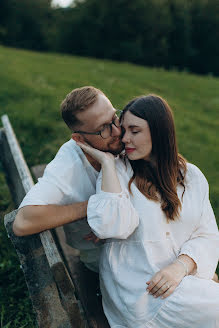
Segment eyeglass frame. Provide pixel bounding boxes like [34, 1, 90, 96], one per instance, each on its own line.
[74, 110, 122, 139]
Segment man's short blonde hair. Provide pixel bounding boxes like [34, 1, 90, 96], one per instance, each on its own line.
[61, 86, 104, 130]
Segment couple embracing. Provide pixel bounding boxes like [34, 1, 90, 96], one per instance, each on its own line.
[14, 86, 219, 327]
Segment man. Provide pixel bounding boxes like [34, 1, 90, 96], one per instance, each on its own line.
[13, 86, 123, 272]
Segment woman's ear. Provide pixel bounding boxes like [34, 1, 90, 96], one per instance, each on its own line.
[71, 133, 84, 143]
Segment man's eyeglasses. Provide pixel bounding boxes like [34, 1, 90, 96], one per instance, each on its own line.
[74, 115, 121, 139]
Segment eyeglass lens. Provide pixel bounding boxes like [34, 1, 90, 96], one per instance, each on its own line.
[100, 116, 120, 139]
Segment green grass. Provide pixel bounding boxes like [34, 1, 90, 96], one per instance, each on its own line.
[0, 45, 218, 327]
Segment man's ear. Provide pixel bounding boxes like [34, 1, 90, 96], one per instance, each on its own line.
[71, 133, 84, 143]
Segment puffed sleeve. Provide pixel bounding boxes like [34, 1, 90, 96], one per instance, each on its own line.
[179, 168, 219, 279]
[87, 161, 139, 240]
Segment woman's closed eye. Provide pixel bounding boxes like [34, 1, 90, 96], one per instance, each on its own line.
[121, 127, 140, 136]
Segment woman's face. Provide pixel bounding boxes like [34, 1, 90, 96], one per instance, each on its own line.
[121, 110, 152, 161]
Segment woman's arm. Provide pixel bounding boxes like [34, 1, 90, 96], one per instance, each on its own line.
[146, 169, 219, 299]
[77, 141, 139, 239]
[101, 161, 122, 193]
[178, 173, 219, 280]
[77, 141, 122, 193]
[146, 254, 196, 299]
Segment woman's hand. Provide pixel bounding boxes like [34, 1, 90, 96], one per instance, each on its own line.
[146, 261, 187, 299]
[76, 141, 115, 166]
[77, 141, 122, 193]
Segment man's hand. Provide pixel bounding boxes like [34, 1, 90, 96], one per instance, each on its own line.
[84, 231, 101, 244]
[146, 261, 186, 299]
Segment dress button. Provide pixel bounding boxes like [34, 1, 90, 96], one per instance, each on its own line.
[124, 191, 129, 198]
[119, 194, 122, 198]
[166, 232, 170, 238]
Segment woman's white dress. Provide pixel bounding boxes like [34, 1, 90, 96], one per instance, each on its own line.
[87, 160, 219, 328]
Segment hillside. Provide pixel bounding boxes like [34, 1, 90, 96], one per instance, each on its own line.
[0, 45, 218, 327]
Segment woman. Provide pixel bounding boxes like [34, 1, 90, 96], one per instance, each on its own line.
[77, 94, 219, 328]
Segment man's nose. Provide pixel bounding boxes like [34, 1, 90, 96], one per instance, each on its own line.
[111, 124, 121, 137]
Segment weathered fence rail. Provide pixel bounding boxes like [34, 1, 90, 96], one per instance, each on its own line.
[0, 115, 109, 328]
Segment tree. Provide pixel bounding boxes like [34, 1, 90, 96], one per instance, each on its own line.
[189, 0, 219, 75]
[0, 0, 53, 50]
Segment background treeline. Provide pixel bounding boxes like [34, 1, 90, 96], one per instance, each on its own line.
[0, 0, 219, 76]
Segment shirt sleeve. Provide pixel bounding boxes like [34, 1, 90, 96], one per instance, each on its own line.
[19, 146, 80, 208]
[19, 169, 67, 208]
[179, 169, 219, 279]
[87, 161, 139, 240]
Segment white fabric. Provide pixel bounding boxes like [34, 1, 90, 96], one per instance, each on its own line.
[88, 189, 139, 239]
[87, 159, 219, 327]
[19, 139, 101, 272]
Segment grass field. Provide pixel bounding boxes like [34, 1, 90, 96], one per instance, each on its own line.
[0, 45, 218, 327]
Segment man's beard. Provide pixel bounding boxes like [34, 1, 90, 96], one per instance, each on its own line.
[84, 137, 124, 155]
[107, 137, 124, 155]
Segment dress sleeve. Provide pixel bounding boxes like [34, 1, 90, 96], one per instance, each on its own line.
[87, 162, 139, 240]
[179, 170, 219, 279]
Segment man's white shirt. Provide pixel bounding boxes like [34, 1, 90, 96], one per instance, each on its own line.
[19, 139, 101, 272]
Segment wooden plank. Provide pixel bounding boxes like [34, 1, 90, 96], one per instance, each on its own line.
[1, 115, 34, 194]
[5, 210, 75, 328]
[31, 164, 47, 182]
[1, 115, 87, 327]
[31, 168, 110, 327]
[0, 128, 26, 207]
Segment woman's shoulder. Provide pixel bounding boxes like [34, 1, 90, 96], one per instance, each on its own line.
[185, 162, 208, 188]
[115, 156, 133, 178]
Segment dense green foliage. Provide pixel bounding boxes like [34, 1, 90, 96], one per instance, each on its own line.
[0, 0, 219, 76]
[0, 45, 218, 327]
[0, 189, 37, 328]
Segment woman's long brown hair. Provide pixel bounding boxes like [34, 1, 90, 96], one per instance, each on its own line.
[120, 94, 187, 221]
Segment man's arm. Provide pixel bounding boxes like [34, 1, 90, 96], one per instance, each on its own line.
[13, 201, 88, 236]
